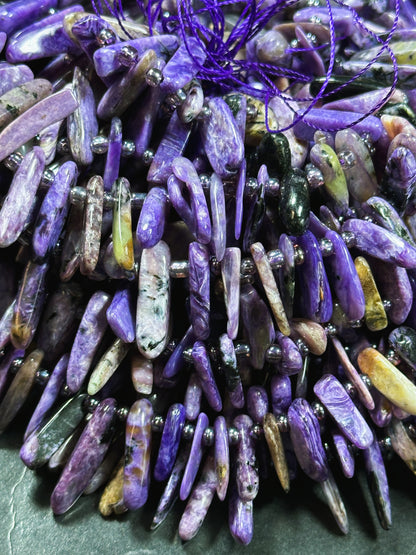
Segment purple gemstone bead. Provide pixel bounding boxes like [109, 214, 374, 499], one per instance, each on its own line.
[247, 386, 269, 423]
[106, 288, 135, 343]
[371, 260, 413, 325]
[233, 414, 259, 501]
[154, 403, 186, 481]
[288, 398, 329, 482]
[363, 438, 392, 530]
[189, 242, 210, 340]
[136, 187, 168, 249]
[123, 398, 153, 510]
[209, 172, 226, 262]
[235, 159, 246, 240]
[71, 14, 120, 63]
[228, 481, 253, 545]
[214, 416, 230, 501]
[180, 412, 208, 500]
[184, 373, 202, 421]
[66, 291, 111, 393]
[24, 353, 68, 441]
[163, 326, 195, 379]
[271, 374, 292, 415]
[0, 0, 58, 35]
[161, 38, 206, 94]
[0, 300, 15, 351]
[332, 432, 355, 479]
[275, 332, 303, 375]
[278, 233, 295, 319]
[50, 398, 117, 515]
[103, 116, 122, 191]
[314, 374, 373, 449]
[320, 470, 349, 535]
[192, 341, 222, 412]
[221, 247, 241, 340]
[0, 64, 34, 97]
[219, 333, 244, 409]
[369, 388, 393, 428]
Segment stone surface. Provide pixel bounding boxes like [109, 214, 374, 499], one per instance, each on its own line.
[189, 242, 210, 340]
[87, 338, 130, 395]
[136, 187, 168, 249]
[219, 333, 244, 409]
[154, 403, 185, 482]
[221, 247, 241, 340]
[0, 79, 52, 131]
[106, 288, 135, 344]
[363, 438, 392, 530]
[263, 412, 290, 493]
[192, 341, 222, 412]
[80, 175, 104, 275]
[355, 256, 388, 332]
[112, 177, 134, 271]
[233, 414, 259, 501]
[332, 432, 355, 479]
[180, 412, 208, 500]
[214, 416, 230, 501]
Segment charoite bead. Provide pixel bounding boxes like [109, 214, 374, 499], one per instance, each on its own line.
[154, 403, 185, 481]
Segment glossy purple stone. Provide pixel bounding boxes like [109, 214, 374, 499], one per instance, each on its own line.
[342, 219, 416, 269]
[180, 412, 208, 500]
[314, 374, 373, 449]
[24, 354, 68, 441]
[103, 117, 122, 191]
[278, 233, 295, 319]
[50, 398, 116, 515]
[32, 160, 77, 261]
[233, 414, 259, 501]
[154, 403, 186, 481]
[371, 259, 413, 325]
[271, 374, 292, 415]
[71, 14, 119, 63]
[66, 291, 111, 393]
[235, 159, 246, 240]
[295, 231, 333, 323]
[162, 326, 195, 379]
[219, 333, 244, 409]
[136, 187, 168, 249]
[369, 388, 393, 428]
[161, 38, 206, 94]
[332, 432, 355, 479]
[320, 469, 349, 535]
[184, 373, 202, 421]
[0, 64, 33, 97]
[209, 173, 226, 262]
[123, 398, 153, 510]
[189, 242, 210, 340]
[240, 283, 274, 370]
[324, 229, 365, 321]
[288, 398, 329, 482]
[363, 438, 392, 530]
[192, 341, 222, 412]
[0, 0, 58, 35]
[214, 416, 229, 501]
[106, 288, 135, 343]
[247, 386, 269, 423]
[221, 247, 241, 340]
[275, 332, 303, 375]
[228, 481, 253, 545]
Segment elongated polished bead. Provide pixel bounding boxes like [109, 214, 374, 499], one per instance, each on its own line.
[87, 338, 130, 395]
[154, 403, 185, 481]
[221, 247, 241, 340]
[250, 242, 290, 335]
[233, 414, 259, 501]
[161, 38, 206, 94]
[363, 438, 391, 530]
[332, 432, 354, 478]
[0, 349, 43, 434]
[278, 233, 295, 319]
[80, 175, 104, 275]
[51, 398, 117, 515]
[278, 169, 310, 235]
[0, 147, 45, 247]
[0, 78, 52, 132]
[291, 318, 327, 355]
[11, 261, 48, 350]
[389, 417, 416, 474]
[189, 242, 210, 340]
[184, 373, 202, 421]
[107, 288, 135, 344]
[163, 326, 195, 379]
[214, 416, 230, 501]
[98, 458, 126, 516]
[210, 173, 226, 262]
[112, 177, 134, 271]
[358, 347, 416, 415]
[320, 470, 349, 535]
[235, 159, 246, 240]
[131, 351, 153, 395]
[228, 482, 253, 545]
[136, 186, 168, 249]
[0, 348, 24, 398]
[219, 333, 244, 409]
[60, 203, 84, 281]
[180, 412, 208, 500]
[371, 260, 413, 325]
[123, 398, 153, 510]
[0, 300, 15, 351]
[192, 341, 222, 412]
[263, 412, 290, 493]
[354, 257, 388, 332]
[0, 0, 58, 35]
[136, 241, 171, 359]
[67, 291, 111, 393]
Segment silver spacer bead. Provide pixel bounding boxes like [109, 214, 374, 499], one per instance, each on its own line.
[197, 105, 211, 120]
[383, 299, 392, 311]
[116, 407, 129, 422]
[294, 245, 305, 265]
[70, 186, 87, 207]
[118, 45, 139, 67]
[305, 163, 324, 189]
[379, 436, 392, 453]
[57, 137, 70, 154]
[276, 414, 289, 433]
[360, 374, 372, 389]
[97, 28, 117, 46]
[311, 401, 325, 421]
[245, 177, 258, 195]
[182, 423, 195, 441]
[235, 342, 251, 358]
[121, 140, 136, 157]
[199, 174, 211, 189]
[344, 381, 356, 398]
[166, 88, 187, 107]
[91, 135, 109, 155]
[265, 344, 282, 363]
[241, 257, 256, 276]
[103, 191, 115, 210]
[296, 339, 309, 357]
[290, 38, 299, 49]
[183, 348, 193, 363]
[349, 318, 363, 328]
[250, 424, 263, 440]
[267, 249, 285, 269]
[169, 260, 189, 278]
[319, 237, 334, 257]
[142, 149, 155, 166]
[228, 426, 240, 445]
[4, 152, 23, 172]
[146, 67, 164, 87]
[202, 426, 215, 446]
[152, 415, 165, 432]
[265, 178, 280, 197]
[84, 396, 100, 413]
[210, 257, 222, 275]
[131, 192, 146, 209]
[10, 357, 24, 373]
[246, 102, 258, 121]
[337, 149, 356, 169]
[35, 368, 50, 386]
[41, 169, 55, 187]
[341, 230, 356, 248]
[386, 349, 401, 365]
[60, 384, 73, 398]
[324, 323, 337, 336]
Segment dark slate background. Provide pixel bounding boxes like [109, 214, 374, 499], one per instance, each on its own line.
[1, 417, 416, 555]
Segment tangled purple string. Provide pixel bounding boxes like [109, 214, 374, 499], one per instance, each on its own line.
[91, 0, 401, 132]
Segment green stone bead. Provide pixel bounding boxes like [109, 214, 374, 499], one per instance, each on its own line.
[278, 168, 310, 235]
[256, 132, 291, 179]
[310, 76, 384, 99]
[310, 142, 349, 214]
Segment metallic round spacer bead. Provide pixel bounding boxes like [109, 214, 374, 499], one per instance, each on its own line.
[197, 105, 212, 120]
[294, 245, 305, 265]
[383, 299, 392, 311]
[319, 237, 334, 257]
[199, 174, 211, 189]
[146, 67, 164, 87]
[265, 178, 280, 197]
[240, 273, 255, 285]
[202, 426, 215, 446]
[4, 152, 23, 172]
[246, 102, 258, 121]
[152, 415, 165, 432]
[349, 318, 363, 328]
[116, 406, 129, 422]
[228, 426, 240, 445]
[121, 140, 136, 157]
[276, 414, 289, 433]
[103, 191, 115, 210]
[305, 163, 324, 189]
[344, 381, 356, 398]
[386, 349, 401, 365]
[166, 89, 187, 107]
[235, 342, 251, 358]
[245, 177, 258, 196]
[91, 135, 109, 155]
[341, 230, 356, 248]
[267, 249, 285, 269]
[378, 436, 392, 454]
[97, 28, 117, 46]
[84, 396, 100, 413]
[295, 339, 309, 357]
[183, 348, 194, 363]
[337, 149, 356, 169]
[169, 260, 189, 279]
[60, 384, 73, 398]
[35, 368, 50, 386]
[70, 186, 87, 207]
[360, 374, 372, 389]
[57, 137, 70, 154]
[142, 149, 155, 166]
[118, 45, 139, 67]
[324, 323, 337, 336]
[131, 192, 146, 209]
[10, 357, 24, 374]
[265, 344, 282, 363]
[41, 169, 55, 187]
[311, 401, 325, 421]
[182, 423, 195, 441]
[210, 257, 222, 275]
[250, 424, 263, 440]
[290, 38, 299, 48]
[240, 257, 256, 276]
